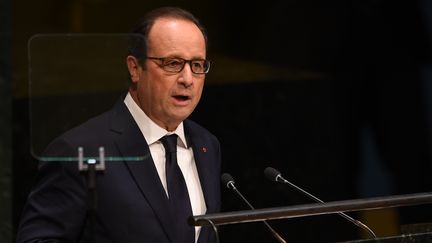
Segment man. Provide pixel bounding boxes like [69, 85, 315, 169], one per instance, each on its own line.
[16, 7, 221, 243]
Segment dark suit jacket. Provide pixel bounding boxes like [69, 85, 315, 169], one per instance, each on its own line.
[16, 97, 221, 243]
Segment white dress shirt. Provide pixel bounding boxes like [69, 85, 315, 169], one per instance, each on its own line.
[124, 93, 206, 242]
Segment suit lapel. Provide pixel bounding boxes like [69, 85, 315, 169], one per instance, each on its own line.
[184, 121, 218, 214]
[185, 121, 219, 243]
[109, 100, 176, 242]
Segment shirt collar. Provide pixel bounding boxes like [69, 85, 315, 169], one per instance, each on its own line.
[124, 92, 189, 148]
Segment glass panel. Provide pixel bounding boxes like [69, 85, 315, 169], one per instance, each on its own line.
[28, 34, 148, 162]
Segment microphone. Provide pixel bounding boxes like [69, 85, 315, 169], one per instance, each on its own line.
[221, 173, 287, 243]
[264, 167, 377, 239]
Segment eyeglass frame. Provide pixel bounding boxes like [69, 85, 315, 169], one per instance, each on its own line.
[146, 56, 211, 74]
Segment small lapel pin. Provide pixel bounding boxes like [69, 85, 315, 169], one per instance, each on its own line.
[202, 147, 207, 153]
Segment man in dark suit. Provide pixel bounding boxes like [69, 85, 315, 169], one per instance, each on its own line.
[16, 7, 221, 243]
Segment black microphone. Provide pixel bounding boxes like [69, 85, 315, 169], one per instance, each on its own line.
[221, 173, 287, 243]
[264, 167, 377, 239]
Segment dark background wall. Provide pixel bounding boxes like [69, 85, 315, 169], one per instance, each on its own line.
[0, 0, 12, 241]
[6, 0, 432, 242]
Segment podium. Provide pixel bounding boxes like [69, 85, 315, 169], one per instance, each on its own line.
[189, 192, 432, 242]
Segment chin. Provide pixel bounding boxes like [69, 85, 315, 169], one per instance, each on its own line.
[171, 111, 192, 122]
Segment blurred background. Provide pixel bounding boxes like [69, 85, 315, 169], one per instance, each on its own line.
[1, 0, 432, 242]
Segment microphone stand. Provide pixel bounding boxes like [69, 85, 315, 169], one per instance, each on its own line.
[230, 183, 286, 243]
[225, 179, 287, 243]
[275, 174, 377, 239]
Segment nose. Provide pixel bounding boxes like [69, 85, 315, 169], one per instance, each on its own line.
[178, 62, 194, 88]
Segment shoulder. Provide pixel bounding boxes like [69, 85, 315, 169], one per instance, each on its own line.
[41, 111, 110, 157]
[60, 110, 113, 144]
[42, 99, 129, 158]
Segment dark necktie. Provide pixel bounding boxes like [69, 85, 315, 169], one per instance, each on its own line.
[160, 134, 195, 243]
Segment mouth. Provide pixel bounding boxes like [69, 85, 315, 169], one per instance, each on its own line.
[172, 94, 192, 105]
[173, 95, 190, 101]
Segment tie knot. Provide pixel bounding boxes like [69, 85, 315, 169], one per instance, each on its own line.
[160, 134, 178, 154]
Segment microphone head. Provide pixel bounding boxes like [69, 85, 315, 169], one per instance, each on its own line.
[264, 167, 281, 182]
[221, 173, 235, 189]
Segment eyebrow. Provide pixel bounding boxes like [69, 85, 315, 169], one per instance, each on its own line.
[167, 56, 207, 61]
[161, 52, 206, 60]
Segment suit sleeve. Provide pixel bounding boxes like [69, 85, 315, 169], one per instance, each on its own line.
[16, 137, 88, 243]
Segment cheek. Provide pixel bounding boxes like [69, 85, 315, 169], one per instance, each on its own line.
[149, 72, 172, 93]
[140, 74, 166, 98]
[156, 81, 173, 98]
[137, 82, 151, 100]
[194, 79, 205, 96]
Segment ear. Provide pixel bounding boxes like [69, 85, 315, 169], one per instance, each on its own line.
[126, 55, 142, 83]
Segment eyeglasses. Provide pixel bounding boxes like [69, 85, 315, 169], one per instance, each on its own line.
[147, 56, 210, 74]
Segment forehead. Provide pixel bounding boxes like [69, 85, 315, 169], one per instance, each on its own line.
[147, 17, 206, 57]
